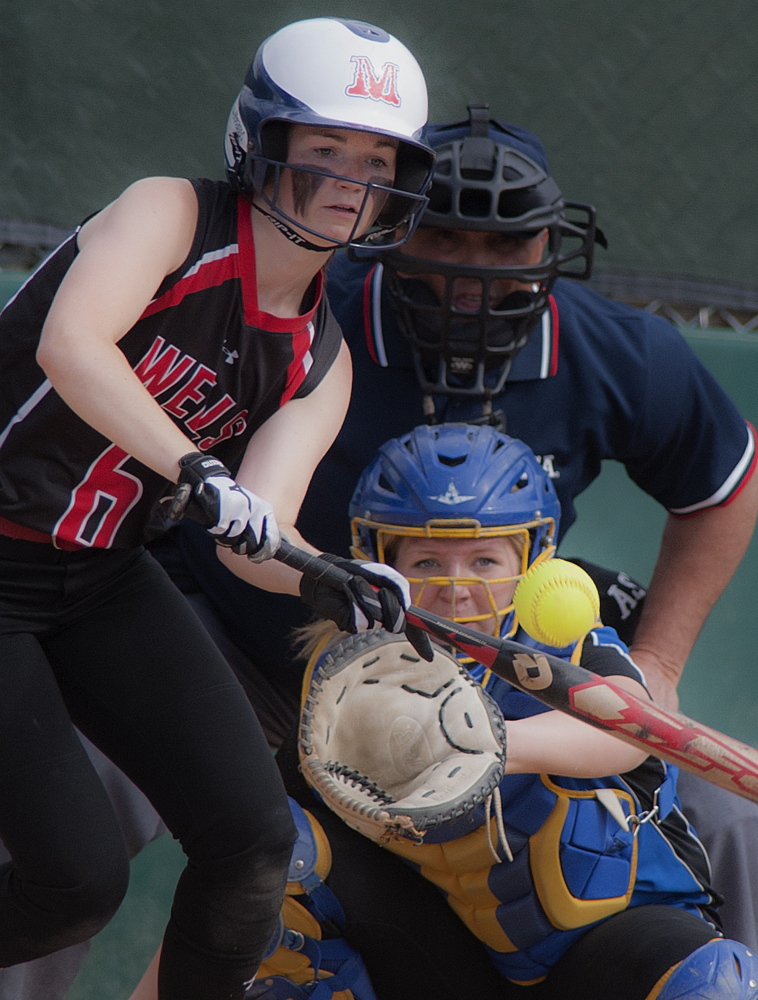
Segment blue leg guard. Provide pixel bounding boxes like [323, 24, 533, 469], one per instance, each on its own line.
[248, 798, 378, 1000]
[655, 939, 758, 999]
[249, 931, 378, 999]
[249, 935, 379, 999]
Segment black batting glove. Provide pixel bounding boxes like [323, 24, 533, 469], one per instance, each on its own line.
[299, 554, 434, 661]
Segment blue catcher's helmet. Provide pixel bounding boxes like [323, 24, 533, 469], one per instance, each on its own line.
[224, 18, 435, 251]
[379, 102, 605, 398]
[349, 423, 559, 634]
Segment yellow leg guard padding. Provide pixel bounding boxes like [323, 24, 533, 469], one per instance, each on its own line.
[258, 898, 322, 984]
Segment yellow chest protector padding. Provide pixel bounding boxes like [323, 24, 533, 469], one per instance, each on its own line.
[382, 777, 639, 953]
[383, 816, 517, 952]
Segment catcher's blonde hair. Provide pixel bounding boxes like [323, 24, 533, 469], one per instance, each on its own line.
[292, 617, 342, 661]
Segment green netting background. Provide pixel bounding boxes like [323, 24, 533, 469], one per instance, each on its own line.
[2, 0, 758, 285]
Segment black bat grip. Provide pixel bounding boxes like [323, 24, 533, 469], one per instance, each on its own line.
[275, 537, 355, 585]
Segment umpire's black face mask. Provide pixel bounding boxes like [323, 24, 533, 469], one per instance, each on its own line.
[381, 227, 552, 397]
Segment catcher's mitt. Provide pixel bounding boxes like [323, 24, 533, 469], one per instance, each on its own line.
[299, 630, 508, 843]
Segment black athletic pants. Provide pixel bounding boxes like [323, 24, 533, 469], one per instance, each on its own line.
[0, 537, 295, 1000]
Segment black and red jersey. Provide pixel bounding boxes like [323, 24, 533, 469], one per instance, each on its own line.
[0, 179, 343, 550]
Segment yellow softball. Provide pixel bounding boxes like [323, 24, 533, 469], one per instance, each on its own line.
[513, 558, 600, 647]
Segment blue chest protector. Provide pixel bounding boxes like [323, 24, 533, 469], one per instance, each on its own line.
[311, 624, 716, 985]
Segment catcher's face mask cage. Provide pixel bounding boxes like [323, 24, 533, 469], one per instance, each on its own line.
[352, 517, 553, 637]
[377, 103, 600, 395]
[349, 422, 560, 636]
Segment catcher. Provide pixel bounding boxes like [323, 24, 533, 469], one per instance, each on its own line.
[264, 422, 757, 1000]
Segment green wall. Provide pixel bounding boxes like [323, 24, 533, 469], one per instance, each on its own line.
[68, 836, 183, 999]
[3, 1, 758, 285]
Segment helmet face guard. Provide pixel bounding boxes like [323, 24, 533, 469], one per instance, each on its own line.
[224, 18, 435, 250]
[378, 104, 601, 396]
[353, 515, 552, 634]
[241, 149, 432, 251]
[349, 423, 560, 636]
[382, 252, 549, 397]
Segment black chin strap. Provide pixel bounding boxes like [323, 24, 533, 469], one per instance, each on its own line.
[250, 201, 337, 253]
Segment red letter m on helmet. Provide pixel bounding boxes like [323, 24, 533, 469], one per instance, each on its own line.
[346, 57, 401, 106]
